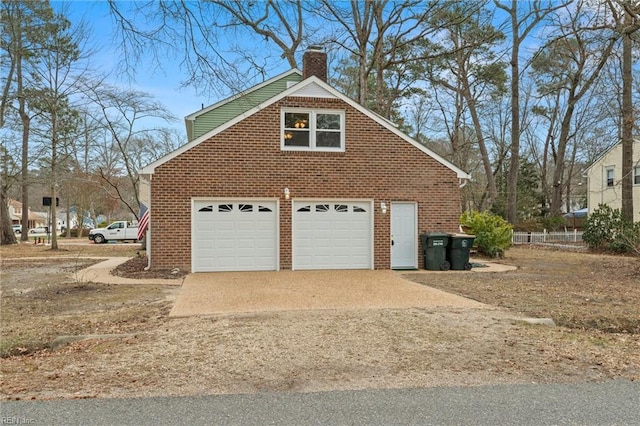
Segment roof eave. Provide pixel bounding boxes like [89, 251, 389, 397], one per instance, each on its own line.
[184, 68, 302, 120]
[140, 75, 472, 179]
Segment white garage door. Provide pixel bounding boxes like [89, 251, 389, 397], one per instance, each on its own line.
[193, 200, 278, 272]
[293, 201, 372, 270]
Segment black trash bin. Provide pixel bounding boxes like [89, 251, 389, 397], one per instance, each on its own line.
[447, 234, 475, 271]
[420, 232, 451, 271]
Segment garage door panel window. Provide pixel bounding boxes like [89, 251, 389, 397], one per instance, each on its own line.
[218, 204, 233, 212]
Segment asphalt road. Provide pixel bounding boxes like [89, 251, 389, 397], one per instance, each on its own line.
[2, 380, 639, 425]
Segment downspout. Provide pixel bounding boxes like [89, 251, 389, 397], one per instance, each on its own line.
[144, 230, 151, 271]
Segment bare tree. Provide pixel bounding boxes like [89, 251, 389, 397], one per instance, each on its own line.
[107, 0, 308, 98]
[27, 11, 89, 249]
[530, 1, 619, 217]
[82, 82, 177, 219]
[423, 1, 506, 210]
[1, 0, 60, 240]
[321, 1, 478, 118]
[494, 0, 568, 223]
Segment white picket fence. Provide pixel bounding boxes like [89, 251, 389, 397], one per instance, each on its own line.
[512, 230, 584, 245]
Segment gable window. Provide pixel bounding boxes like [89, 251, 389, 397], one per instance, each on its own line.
[606, 168, 614, 187]
[282, 109, 344, 151]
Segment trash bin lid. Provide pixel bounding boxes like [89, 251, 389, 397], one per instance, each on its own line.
[426, 232, 451, 238]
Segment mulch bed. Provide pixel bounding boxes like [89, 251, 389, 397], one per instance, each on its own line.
[111, 255, 187, 280]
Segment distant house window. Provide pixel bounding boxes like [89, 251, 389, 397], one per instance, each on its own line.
[606, 168, 614, 187]
[282, 109, 344, 151]
[634, 167, 640, 185]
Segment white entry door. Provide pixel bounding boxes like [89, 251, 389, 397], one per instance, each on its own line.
[391, 202, 417, 269]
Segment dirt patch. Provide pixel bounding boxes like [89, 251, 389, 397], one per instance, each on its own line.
[1, 246, 639, 401]
[405, 247, 640, 334]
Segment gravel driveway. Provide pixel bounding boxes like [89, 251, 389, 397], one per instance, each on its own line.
[169, 269, 486, 316]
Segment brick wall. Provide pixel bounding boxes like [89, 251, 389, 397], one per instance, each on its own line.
[151, 96, 462, 271]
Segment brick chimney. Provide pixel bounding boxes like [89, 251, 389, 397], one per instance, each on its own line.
[302, 45, 327, 82]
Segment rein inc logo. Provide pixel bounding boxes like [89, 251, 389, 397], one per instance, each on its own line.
[1, 417, 36, 425]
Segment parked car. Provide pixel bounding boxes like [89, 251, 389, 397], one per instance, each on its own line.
[29, 226, 49, 234]
[13, 224, 21, 234]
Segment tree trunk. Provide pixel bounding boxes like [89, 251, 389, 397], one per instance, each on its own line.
[1, 189, 17, 245]
[50, 108, 58, 250]
[620, 7, 634, 222]
[505, 1, 520, 224]
[17, 40, 30, 241]
[550, 100, 576, 216]
[464, 88, 498, 209]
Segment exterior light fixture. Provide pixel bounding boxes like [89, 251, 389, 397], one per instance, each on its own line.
[284, 187, 290, 200]
[380, 202, 387, 214]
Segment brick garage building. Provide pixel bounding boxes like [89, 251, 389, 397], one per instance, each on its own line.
[139, 48, 470, 272]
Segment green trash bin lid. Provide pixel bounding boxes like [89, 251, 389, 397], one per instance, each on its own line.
[448, 233, 475, 248]
[423, 232, 451, 248]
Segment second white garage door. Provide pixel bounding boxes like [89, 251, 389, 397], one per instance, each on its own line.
[192, 200, 278, 272]
[293, 200, 372, 270]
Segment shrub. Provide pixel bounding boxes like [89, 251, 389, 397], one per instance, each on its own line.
[512, 218, 545, 232]
[460, 211, 513, 258]
[540, 215, 566, 232]
[513, 216, 567, 232]
[583, 205, 640, 255]
[68, 228, 91, 238]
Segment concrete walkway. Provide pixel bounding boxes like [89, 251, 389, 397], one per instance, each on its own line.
[76, 257, 184, 286]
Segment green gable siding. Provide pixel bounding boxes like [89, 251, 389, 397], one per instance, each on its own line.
[189, 72, 302, 141]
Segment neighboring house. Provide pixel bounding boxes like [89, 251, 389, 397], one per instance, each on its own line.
[7, 199, 45, 229]
[139, 47, 470, 273]
[62, 206, 96, 229]
[585, 139, 640, 223]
